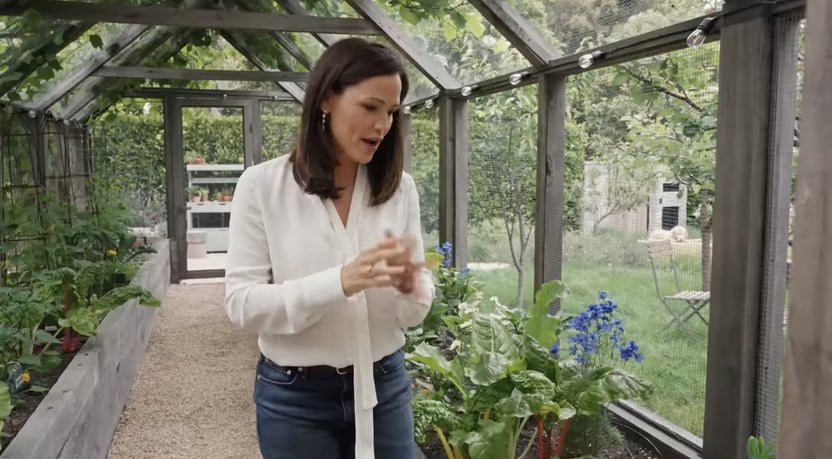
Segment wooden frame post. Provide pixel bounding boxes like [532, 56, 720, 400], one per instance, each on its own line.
[400, 112, 413, 174]
[533, 75, 566, 309]
[703, 9, 774, 458]
[163, 96, 185, 283]
[755, 11, 801, 444]
[779, 0, 832, 455]
[438, 98, 469, 268]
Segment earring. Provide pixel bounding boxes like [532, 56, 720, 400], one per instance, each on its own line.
[322, 111, 328, 129]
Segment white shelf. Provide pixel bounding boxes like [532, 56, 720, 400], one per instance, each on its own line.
[186, 164, 244, 172]
[187, 201, 234, 213]
[190, 177, 240, 185]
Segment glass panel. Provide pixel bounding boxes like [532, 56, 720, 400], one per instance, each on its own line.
[408, 107, 439, 250]
[377, 2, 530, 85]
[511, 0, 722, 56]
[467, 85, 538, 307]
[563, 42, 720, 440]
[91, 99, 166, 230]
[15, 23, 115, 99]
[260, 100, 301, 161]
[183, 106, 244, 272]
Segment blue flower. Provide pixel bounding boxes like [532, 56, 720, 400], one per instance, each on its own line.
[562, 290, 644, 365]
[619, 340, 643, 363]
[436, 241, 454, 267]
[549, 343, 560, 358]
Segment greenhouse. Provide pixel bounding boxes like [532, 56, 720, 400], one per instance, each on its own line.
[0, 0, 828, 457]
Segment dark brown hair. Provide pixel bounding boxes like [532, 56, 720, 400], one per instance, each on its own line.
[289, 38, 409, 205]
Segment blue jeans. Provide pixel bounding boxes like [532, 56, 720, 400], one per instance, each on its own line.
[253, 350, 416, 459]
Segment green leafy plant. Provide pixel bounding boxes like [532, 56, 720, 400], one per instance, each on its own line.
[747, 436, 777, 459]
[409, 280, 652, 459]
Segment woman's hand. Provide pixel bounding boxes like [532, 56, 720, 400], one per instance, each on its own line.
[340, 238, 407, 297]
[384, 233, 425, 295]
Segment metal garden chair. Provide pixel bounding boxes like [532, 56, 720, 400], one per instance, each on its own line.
[646, 239, 710, 331]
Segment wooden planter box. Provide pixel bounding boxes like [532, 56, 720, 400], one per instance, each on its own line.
[1, 240, 171, 459]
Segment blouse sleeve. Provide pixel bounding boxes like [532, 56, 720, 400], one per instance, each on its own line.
[224, 166, 347, 335]
[395, 174, 435, 328]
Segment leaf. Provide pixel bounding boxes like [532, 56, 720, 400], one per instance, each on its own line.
[510, 370, 555, 399]
[450, 10, 466, 29]
[89, 34, 104, 49]
[412, 399, 460, 444]
[600, 368, 653, 402]
[17, 354, 41, 367]
[557, 402, 576, 420]
[494, 389, 533, 418]
[0, 384, 10, 418]
[21, 9, 43, 30]
[34, 329, 61, 345]
[467, 352, 508, 387]
[464, 420, 512, 459]
[60, 308, 100, 337]
[442, 21, 457, 41]
[465, 13, 485, 38]
[525, 280, 567, 348]
[399, 6, 420, 25]
[466, 314, 516, 386]
[407, 342, 466, 396]
[521, 335, 558, 382]
[27, 385, 49, 393]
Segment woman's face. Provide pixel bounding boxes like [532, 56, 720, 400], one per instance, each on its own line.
[322, 74, 402, 166]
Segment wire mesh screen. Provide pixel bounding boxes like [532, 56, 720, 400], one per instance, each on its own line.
[754, 11, 804, 445]
[1, 114, 94, 285]
[0, 113, 41, 286]
[511, 0, 722, 57]
[466, 86, 538, 307]
[408, 108, 440, 251]
[260, 101, 301, 161]
[563, 42, 720, 440]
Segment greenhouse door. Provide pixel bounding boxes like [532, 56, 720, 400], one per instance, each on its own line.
[164, 97, 261, 282]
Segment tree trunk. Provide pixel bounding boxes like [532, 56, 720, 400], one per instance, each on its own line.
[699, 189, 712, 291]
[516, 264, 525, 308]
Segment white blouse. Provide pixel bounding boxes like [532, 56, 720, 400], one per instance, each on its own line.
[224, 155, 434, 458]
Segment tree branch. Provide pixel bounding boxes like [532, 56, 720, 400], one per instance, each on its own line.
[621, 66, 704, 113]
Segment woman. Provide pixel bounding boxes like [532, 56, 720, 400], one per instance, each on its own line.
[224, 37, 434, 459]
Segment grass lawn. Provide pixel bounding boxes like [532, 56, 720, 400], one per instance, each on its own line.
[471, 263, 708, 438]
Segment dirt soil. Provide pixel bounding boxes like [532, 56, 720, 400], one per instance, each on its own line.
[107, 282, 261, 459]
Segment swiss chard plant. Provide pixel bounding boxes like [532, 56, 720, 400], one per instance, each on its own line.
[408, 277, 652, 459]
[405, 241, 477, 355]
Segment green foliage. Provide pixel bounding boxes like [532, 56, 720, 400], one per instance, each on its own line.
[91, 110, 300, 225]
[407, 279, 649, 459]
[747, 436, 777, 459]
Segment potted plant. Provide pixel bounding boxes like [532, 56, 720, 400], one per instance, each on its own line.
[186, 185, 201, 202]
[222, 187, 234, 202]
[214, 191, 224, 202]
[199, 188, 209, 202]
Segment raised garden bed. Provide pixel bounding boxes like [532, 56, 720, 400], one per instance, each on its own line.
[0, 241, 170, 459]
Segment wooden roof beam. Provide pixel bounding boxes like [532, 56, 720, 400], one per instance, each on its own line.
[220, 30, 305, 103]
[93, 65, 308, 82]
[63, 28, 190, 120]
[468, 0, 558, 67]
[343, 0, 459, 90]
[0, 22, 92, 97]
[30, 24, 150, 111]
[0, 0, 381, 35]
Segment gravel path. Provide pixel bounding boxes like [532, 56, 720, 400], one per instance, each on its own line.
[108, 283, 261, 459]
